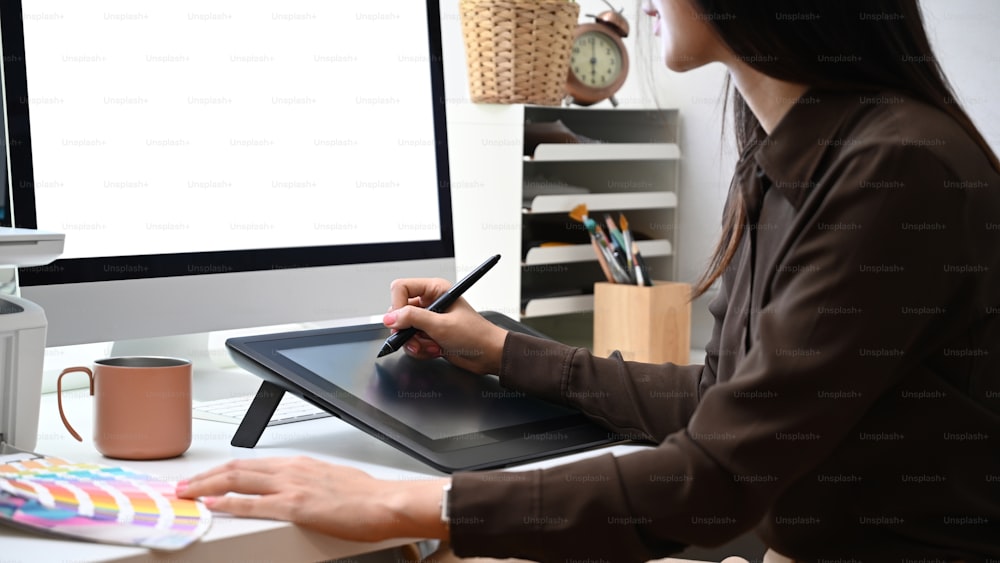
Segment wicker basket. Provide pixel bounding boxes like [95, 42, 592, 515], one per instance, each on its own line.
[459, 0, 580, 106]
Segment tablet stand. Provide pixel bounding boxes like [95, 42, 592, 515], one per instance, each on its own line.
[230, 380, 286, 448]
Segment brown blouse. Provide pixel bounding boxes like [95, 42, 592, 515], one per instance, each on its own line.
[449, 90, 1000, 562]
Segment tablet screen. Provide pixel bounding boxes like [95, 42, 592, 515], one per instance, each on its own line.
[279, 340, 574, 441]
[226, 312, 619, 471]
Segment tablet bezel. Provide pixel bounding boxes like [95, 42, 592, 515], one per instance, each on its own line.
[225, 312, 621, 472]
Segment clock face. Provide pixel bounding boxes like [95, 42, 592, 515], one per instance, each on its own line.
[569, 31, 624, 89]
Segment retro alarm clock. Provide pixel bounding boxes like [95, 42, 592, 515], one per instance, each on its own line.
[565, 2, 630, 107]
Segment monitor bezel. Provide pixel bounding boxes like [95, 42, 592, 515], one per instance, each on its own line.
[4, 0, 455, 286]
[0, 0, 31, 229]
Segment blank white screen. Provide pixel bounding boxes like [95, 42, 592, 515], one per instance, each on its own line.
[21, 1, 441, 258]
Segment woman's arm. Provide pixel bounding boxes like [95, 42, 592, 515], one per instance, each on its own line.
[384, 275, 726, 441]
[495, 260, 731, 441]
[177, 457, 450, 543]
[498, 331, 716, 443]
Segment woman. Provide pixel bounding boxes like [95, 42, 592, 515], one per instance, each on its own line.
[178, 1, 1000, 561]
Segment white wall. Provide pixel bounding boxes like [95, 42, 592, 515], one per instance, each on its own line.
[921, 0, 1000, 151]
[442, 0, 1000, 345]
[438, 3, 524, 318]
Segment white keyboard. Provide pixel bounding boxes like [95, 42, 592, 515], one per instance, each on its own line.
[192, 393, 332, 426]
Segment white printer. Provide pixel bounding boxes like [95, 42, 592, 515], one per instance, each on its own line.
[0, 227, 64, 451]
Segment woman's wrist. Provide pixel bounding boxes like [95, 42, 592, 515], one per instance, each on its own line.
[381, 477, 452, 541]
[484, 325, 508, 375]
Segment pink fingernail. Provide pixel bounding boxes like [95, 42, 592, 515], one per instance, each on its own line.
[383, 312, 397, 325]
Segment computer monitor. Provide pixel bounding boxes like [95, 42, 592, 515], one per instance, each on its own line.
[3, 1, 455, 395]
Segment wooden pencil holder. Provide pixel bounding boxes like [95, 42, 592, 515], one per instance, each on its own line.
[592, 281, 692, 365]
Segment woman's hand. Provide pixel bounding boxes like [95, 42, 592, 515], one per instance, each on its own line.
[175, 456, 449, 543]
[383, 277, 508, 375]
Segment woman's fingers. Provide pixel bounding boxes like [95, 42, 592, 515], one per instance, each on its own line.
[183, 457, 283, 482]
[174, 457, 436, 543]
[388, 278, 451, 311]
[179, 469, 278, 499]
[179, 457, 323, 499]
[404, 332, 442, 358]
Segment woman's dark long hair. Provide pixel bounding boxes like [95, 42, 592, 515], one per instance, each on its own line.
[688, 0, 1000, 298]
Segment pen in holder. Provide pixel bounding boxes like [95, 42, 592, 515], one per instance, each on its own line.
[592, 281, 692, 365]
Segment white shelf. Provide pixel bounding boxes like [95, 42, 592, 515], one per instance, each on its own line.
[529, 143, 680, 162]
[524, 191, 677, 214]
[522, 294, 594, 318]
[524, 239, 673, 266]
[519, 107, 680, 331]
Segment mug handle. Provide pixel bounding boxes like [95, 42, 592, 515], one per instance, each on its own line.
[57, 367, 95, 442]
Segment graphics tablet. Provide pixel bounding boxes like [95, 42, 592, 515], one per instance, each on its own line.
[225, 312, 622, 473]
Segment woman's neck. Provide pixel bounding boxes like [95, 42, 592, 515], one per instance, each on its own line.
[727, 63, 810, 134]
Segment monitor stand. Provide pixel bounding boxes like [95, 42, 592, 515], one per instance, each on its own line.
[109, 332, 261, 401]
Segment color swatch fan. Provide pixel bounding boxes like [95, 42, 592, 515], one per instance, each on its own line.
[0, 452, 211, 550]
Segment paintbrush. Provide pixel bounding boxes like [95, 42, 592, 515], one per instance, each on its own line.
[604, 214, 627, 255]
[569, 203, 613, 282]
[568, 203, 588, 224]
[632, 240, 653, 286]
[618, 213, 635, 273]
[603, 215, 629, 274]
[586, 217, 632, 283]
[602, 214, 631, 276]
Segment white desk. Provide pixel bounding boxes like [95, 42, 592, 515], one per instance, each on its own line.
[2, 383, 647, 562]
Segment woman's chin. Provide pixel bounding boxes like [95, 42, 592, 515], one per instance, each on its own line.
[664, 53, 702, 73]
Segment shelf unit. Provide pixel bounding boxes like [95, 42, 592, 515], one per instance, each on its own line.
[519, 106, 680, 345]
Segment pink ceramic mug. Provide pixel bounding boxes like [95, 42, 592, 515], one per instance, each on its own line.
[57, 357, 193, 460]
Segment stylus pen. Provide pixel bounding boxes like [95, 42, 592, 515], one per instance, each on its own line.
[376, 254, 501, 358]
